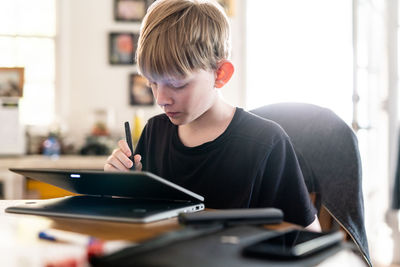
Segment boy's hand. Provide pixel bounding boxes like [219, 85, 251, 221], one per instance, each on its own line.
[104, 140, 142, 171]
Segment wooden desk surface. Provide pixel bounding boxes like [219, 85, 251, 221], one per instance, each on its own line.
[0, 200, 294, 243]
[0, 200, 367, 267]
[0, 200, 178, 243]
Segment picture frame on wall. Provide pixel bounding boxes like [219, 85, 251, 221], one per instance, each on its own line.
[129, 73, 154, 106]
[109, 32, 138, 65]
[114, 0, 148, 22]
[0, 67, 24, 97]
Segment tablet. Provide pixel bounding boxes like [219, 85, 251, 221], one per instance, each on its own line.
[6, 168, 205, 223]
[9, 168, 204, 202]
[6, 195, 204, 223]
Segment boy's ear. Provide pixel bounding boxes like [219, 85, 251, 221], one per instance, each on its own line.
[215, 60, 234, 88]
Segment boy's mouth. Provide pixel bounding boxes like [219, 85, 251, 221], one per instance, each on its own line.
[166, 112, 180, 118]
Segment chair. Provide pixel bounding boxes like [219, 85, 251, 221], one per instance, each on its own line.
[251, 102, 371, 267]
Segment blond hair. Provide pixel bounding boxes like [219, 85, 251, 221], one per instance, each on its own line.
[137, 0, 230, 80]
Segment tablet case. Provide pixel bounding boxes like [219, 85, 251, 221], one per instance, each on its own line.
[178, 208, 283, 226]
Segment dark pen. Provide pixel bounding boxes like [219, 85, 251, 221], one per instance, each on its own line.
[124, 121, 135, 170]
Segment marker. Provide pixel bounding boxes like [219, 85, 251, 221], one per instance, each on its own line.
[124, 121, 135, 170]
[38, 229, 134, 257]
[38, 229, 98, 246]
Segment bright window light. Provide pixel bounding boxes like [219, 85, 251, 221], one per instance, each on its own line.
[0, 0, 56, 126]
[246, 0, 353, 124]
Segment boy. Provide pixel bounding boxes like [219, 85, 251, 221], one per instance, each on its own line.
[104, 0, 320, 231]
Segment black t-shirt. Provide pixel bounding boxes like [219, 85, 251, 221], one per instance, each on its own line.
[135, 108, 316, 227]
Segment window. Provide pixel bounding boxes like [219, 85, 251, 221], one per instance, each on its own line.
[0, 0, 56, 125]
[246, 0, 353, 123]
[246, 0, 393, 264]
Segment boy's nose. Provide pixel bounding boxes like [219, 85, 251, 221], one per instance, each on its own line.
[155, 87, 173, 107]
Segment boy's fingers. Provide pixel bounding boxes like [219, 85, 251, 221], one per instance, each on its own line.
[107, 151, 132, 170]
[104, 163, 114, 171]
[104, 163, 126, 172]
[135, 162, 142, 171]
[112, 149, 133, 168]
[106, 155, 130, 171]
[104, 144, 139, 171]
[133, 154, 142, 171]
[117, 139, 131, 156]
[133, 154, 142, 163]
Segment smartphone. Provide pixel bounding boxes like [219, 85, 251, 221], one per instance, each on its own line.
[242, 229, 344, 259]
[178, 208, 283, 226]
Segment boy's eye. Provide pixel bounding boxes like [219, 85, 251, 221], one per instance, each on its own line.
[170, 83, 187, 89]
[168, 80, 189, 89]
[148, 80, 188, 89]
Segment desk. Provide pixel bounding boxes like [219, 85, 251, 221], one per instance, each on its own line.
[0, 200, 367, 267]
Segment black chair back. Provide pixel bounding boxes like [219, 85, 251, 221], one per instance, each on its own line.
[251, 102, 371, 266]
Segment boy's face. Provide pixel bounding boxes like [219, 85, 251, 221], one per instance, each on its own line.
[148, 69, 217, 125]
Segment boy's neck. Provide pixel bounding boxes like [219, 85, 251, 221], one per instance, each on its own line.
[178, 98, 235, 147]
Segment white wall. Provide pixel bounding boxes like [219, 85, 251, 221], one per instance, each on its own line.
[56, 0, 245, 148]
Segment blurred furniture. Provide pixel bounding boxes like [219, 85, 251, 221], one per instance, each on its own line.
[0, 155, 107, 199]
[0, 99, 25, 155]
[251, 102, 371, 267]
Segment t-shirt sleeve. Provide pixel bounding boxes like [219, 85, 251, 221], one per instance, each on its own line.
[260, 137, 317, 227]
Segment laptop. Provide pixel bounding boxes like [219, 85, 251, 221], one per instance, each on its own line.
[6, 168, 205, 223]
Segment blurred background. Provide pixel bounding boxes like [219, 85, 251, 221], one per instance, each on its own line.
[0, 0, 399, 266]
